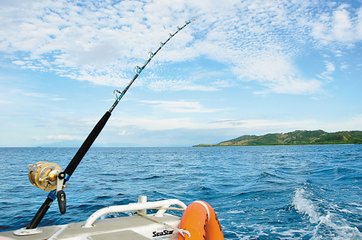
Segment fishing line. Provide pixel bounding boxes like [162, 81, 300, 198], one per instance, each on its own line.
[109, 20, 191, 113]
[26, 20, 192, 230]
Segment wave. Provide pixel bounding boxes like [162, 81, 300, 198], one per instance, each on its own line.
[131, 175, 162, 180]
[292, 188, 362, 239]
[257, 171, 287, 180]
[293, 188, 320, 223]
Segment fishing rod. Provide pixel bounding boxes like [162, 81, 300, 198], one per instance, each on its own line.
[25, 20, 192, 230]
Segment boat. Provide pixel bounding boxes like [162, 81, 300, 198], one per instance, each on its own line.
[0, 196, 223, 240]
[0, 21, 224, 240]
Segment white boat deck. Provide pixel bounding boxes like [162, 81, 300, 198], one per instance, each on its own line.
[0, 214, 180, 240]
[0, 198, 186, 240]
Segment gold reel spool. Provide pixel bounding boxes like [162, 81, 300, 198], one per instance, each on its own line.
[28, 161, 62, 192]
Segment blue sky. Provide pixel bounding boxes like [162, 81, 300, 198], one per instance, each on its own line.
[0, 0, 361, 147]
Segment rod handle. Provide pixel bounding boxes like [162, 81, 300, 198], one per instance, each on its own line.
[26, 197, 53, 229]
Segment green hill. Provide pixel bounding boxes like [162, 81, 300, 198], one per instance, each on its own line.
[194, 130, 362, 147]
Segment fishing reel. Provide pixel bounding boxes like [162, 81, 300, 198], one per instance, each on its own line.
[28, 161, 62, 191]
[28, 161, 67, 214]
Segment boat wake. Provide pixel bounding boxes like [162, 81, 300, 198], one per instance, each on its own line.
[292, 188, 361, 239]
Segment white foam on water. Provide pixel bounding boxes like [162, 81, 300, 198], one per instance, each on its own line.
[337, 208, 353, 214]
[227, 209, 245, 214]
[292, 188, 362, 240]
[272, 228, 309, 239]
[292, 188, 320, 223]
[224, 227, 268, 240]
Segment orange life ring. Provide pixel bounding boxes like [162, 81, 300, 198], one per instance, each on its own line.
[178, 200, 224, 240]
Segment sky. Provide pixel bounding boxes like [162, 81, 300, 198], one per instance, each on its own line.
[0, 0, 361, 147]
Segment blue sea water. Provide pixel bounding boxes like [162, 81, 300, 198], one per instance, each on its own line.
[0, 145, 361, 239]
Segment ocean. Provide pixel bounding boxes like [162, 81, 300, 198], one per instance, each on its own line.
[0, 145, 361, 239]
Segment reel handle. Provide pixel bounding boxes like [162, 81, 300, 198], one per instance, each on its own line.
[56, 172, 66, 214]
[57, 190, 66, 214]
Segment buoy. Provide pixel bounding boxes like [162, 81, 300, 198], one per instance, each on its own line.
[178, 201, 224, 240]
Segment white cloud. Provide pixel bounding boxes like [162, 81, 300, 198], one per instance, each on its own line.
[107, 114, 315, 132]
[311, 5, 362, 44]
[358, 7, 362, 38]
[139, 100, 221, 113]
[106, 114, 362, 139]
[269, 78, 322, 95]
[13, 89, 66, 102]
[333, 6, 353, 41]
[208, 119, 327, 133]
[325, 62, 336, 72]
[9, 111, 362, 146]
[0, 99, 11, 105]
[340, 62, 349, 70]
[45, 134, 83, 141]
[0, 0, 360, 95]
[316, 114, 362, 132]
[318, 60, 336, 81]
[232, 51, 322, 94]
[147, 79, 220, 92]
[109, 116, 201, 131]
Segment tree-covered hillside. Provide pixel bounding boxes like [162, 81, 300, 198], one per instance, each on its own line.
[194, 130, 362, 147]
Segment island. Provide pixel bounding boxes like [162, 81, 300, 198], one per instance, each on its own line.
[194, 130, 362, 147]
